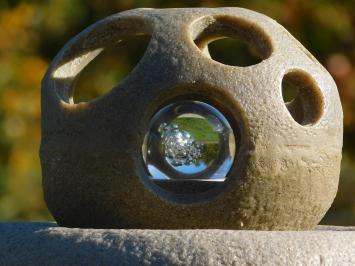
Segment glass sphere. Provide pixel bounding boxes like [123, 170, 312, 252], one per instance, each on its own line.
[142, 101, 236, 183]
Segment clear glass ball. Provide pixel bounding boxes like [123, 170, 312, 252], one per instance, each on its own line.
[142, 101, 236, 184]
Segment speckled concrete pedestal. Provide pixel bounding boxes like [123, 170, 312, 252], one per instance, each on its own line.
[1, 223, 354, 265]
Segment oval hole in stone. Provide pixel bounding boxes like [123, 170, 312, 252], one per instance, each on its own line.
[282, 70, 324, 126]
[207, 37, 263, 66]
[73, 35, 151, 103]
[192, 16, 272, 66]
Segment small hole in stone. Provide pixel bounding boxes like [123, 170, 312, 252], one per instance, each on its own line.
[282, 70, 324, 126]
[73, 35, 151, 103]
[192, 16, 272, 66]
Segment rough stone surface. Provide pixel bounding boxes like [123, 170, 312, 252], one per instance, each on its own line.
[41, 8, 343, 229]
[1, 223, 354, 265]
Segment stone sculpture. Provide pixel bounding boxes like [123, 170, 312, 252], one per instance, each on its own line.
[41, 7, 343, 229]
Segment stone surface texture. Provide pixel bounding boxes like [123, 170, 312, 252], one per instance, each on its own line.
[1, 223, 355, 266]
[41, 8, 343, 229]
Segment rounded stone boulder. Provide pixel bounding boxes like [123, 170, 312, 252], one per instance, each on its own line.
[41, 7, 343, 229]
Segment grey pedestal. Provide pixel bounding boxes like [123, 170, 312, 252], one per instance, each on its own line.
[0, 223, 354, 265]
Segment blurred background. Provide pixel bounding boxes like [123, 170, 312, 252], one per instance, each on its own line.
[0, 0, 354, 225]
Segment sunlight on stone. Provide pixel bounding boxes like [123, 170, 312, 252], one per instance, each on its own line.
[52, 48, 103, 79]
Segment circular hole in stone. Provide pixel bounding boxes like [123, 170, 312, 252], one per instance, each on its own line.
[191, 16, 272, 66]
[282, 70, 324, 126]
[73, 35, 151, 103]
[142, 100, 236, 195]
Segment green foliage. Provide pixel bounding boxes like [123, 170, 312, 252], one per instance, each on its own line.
[173, 117, 219, 142]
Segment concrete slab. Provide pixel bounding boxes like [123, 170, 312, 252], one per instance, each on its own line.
[0, 223, 354, 265]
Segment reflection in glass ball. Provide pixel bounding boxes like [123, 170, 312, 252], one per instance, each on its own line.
[159, 122, 204, 168]
[142, 101, 236, 183]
